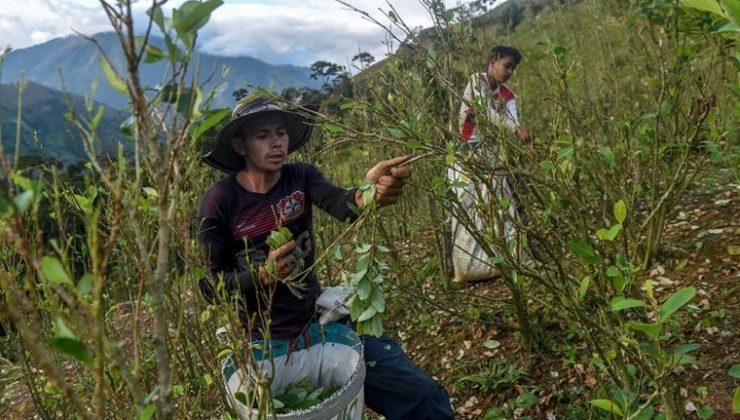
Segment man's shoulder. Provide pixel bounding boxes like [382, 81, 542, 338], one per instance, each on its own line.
[283, 162, 320, 178]
[199, 176, 237, 219]
[499, 84, 516, 101]
[203, 176, 237, 201]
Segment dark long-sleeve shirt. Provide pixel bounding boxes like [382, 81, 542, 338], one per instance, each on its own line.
[198, 163, 358, 339]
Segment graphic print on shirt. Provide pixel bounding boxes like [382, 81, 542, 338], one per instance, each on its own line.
[231, 190, 306, 240]
[277, 190, 305, 223]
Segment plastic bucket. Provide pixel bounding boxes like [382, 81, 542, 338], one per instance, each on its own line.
[222, 322, 365, 419]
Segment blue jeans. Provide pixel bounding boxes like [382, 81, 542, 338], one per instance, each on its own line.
[359, 332, 454, 420]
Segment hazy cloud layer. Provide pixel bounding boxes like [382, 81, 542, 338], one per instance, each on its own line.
[1, 0, 476, 66]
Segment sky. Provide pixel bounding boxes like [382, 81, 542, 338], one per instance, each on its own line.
[0, 0, 508, 67]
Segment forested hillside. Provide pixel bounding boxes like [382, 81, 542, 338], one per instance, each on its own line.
[1, 0, 737, 419]
[0, 81, 128, 165]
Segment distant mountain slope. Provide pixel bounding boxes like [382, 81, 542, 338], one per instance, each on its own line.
[1, 32, 321, 109]
[0, 81, 129, 164]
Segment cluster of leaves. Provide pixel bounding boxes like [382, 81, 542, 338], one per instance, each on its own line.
[271, 379, 340, 414]
[342, 241, 390, 338]
[264, 227, 307, 298]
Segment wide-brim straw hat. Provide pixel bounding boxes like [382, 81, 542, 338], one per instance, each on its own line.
[203, 96, 315, 173]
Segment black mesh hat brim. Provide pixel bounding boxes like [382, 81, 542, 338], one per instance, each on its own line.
[202, 107, 315, 174]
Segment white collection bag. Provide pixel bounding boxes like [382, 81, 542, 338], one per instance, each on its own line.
[447, 160, 516, 282]
[222, 322, 365, 420]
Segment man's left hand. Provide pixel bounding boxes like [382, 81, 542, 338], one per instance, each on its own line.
[356, 155, 412, 207]
[516, 126, 532, 143]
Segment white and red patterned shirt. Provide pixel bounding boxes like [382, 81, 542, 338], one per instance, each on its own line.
[459, 72, 520, 143]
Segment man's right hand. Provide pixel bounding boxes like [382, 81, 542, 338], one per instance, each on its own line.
[259, 239, 297, 285]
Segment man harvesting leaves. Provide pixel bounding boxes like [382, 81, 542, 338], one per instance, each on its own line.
[198, 96, 453, 419]
[449, 45, 536, 281]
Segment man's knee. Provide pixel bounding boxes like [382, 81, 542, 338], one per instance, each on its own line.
[413, 377, 454, 419]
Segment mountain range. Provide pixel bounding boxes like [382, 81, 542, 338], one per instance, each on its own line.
[0, 81, 129, 165]
[1, 32, 321, 110]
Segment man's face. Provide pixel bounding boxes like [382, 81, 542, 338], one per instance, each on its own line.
[234, 112, 289, 173]
[487, 55, 517, 85]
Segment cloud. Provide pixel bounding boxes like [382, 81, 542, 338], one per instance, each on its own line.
[0, 0, 111, 50]
[200, 0, 470, 66]
[0, 0, 470, 66]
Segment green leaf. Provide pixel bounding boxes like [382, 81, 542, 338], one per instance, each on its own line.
[579, 276, 590, 299]
[628, 321, 662, 338]
[590, 399, 624, 416]
[40, 256, 73, 286]
[139, 403, 156, 420]
[234, 391, 248, 406]
[99, 57, 127, 94]
[356, 278, 371, 300]
[728, 364, 740, 379]
[733, 387, 740, 414]
[514, 392, 538, 409]
[568, 239, 601, 264]
[614, 200, 627, 224]
[355, 242, 372, 254]
[357, 306, 377, 322]
[147, 4, 166, 32]
[388, 127, 404, 138]
[606, 266, 620, 277]
[539, 160, 555, 171]
[716, 22, 740, 32]
[163, 34, 186, 63]
[696, 405, 714, 419]
[324, 122, 344, 133]
[611, 274, 626, 293]
[12, 190, 34, 214]
[142, 187, 158, 198]
[49, 337, 94, 365]
[173, 0, 223, 35]
[483, 340, 501, 349]
[720, 0, 740, 25]
[12, 174, 33, 191]
[0, 196, 12, 217]
[144, 44, 166, 63]
[53, 318, 75, 339]
[610, 297, 648, 311]
[49, 321, 94, 366]
[178, 86, 203, 119]
[681, 0, 724, 16]
[597, 224, 622, 241]
[484, 407, 506, 420]
[659, 100, 673, 116]
[91, 105, 105, 128]
[192, 108, 230, 140]
[659, 287, 696, 322]
[599, 147, 615, 166]
[674, 343, 700, 356]
[77, 273, 93, 295]
[370, 287, 385, 313]
[361, 183, 376, 208]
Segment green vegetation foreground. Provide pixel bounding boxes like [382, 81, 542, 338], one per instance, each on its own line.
[1, 0, 738, 419]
